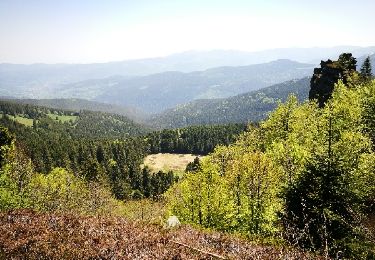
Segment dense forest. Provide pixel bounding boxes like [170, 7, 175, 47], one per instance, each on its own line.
[0, 101, 245, 200]
[0, 54, 374, 259]
[146, 123, 246, 154]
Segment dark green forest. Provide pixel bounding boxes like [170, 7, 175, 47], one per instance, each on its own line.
[150, 77, 310, 128]
[0, 101, 245, 200]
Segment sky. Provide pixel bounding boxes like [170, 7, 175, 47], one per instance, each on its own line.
[0, 0, 374, 64]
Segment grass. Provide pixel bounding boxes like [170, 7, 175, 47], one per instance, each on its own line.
[47, 113, 78, 123]
[13, 115, 34, 127]
[116, 199, 166, 224]
[5, 113, 77, 127]
[142, 153, 204, 173]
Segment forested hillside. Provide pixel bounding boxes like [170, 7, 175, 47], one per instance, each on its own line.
[0, 101, 245, 200]
[150, 77, 309, 128]
[0, 100, 148, 138]
[0, 53, 374, 259]
[5, 98, 147, 122]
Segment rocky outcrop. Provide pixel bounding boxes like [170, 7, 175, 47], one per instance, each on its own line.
[309, 53, 357, 107]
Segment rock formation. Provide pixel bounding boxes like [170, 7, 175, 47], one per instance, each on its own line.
[309, 53, 357, 107]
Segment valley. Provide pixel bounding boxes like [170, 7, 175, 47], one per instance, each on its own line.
[0, 49, 374, 259]
[3, 0, 375, 257]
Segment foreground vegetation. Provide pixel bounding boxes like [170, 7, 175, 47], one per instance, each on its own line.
[0, 209, 318, 259]
[168, 78, 375, 258]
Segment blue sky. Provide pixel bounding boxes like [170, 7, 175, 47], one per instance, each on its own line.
[1, 0, 374, 63]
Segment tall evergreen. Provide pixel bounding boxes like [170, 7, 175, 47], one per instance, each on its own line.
[360, 56, 372, 82]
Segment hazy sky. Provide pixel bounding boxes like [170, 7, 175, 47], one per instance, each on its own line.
[1, 0, 374, 64]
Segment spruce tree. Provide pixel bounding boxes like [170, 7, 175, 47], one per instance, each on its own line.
[360, 56, 372, 82]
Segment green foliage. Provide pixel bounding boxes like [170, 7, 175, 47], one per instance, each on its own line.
[362, 80, 375, 145]
[147, 123, 246, 155]
[168, 79, 375, 258]
[0, 127, 21, 209]
[277, 81, 375, 257]
[26, 168, 88, 212]
[0, 169, 23, 210]
[168, 147, 283, 236]
[0, 126, 13, 167]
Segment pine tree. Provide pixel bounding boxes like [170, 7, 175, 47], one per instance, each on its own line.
[360, 56, 372, 82]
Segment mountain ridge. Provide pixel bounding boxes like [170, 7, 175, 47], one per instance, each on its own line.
[1, 46, 374, 100]
[92, 59, 313, 112]
[149, 77, 310, 128]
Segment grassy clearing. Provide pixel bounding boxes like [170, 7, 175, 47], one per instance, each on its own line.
[47, 113, 78, 123]
[13, 115, 34, 127]
[142, 153, 204, 173]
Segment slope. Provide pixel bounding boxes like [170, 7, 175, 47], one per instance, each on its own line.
[5, 98, 147, 122]
[149, 77, 310, 128]
[0, 210, 315, 259]
[0, 100, 148, 139]
[92, 59, 313, 112]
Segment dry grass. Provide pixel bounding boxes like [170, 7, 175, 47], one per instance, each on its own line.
[0, 210, 321, 259]
[142, 153, 204, 173]
[117, 199, 166, 224]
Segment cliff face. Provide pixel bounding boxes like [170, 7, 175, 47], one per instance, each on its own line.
[309, 53, 357, 107]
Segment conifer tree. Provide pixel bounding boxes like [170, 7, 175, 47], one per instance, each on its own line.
[360, 56, 372, 82]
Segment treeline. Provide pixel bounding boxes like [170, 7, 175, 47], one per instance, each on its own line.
[0, 101, 74, 118]
[146, 123, 247, 155]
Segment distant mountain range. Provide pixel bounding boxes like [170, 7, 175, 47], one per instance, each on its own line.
[66, 59, 313, 112]
[2, 77, 311, 128]
[0, 46, 373, 99]
[0, 47, 373, 120]
[148, 77, 310, 128]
